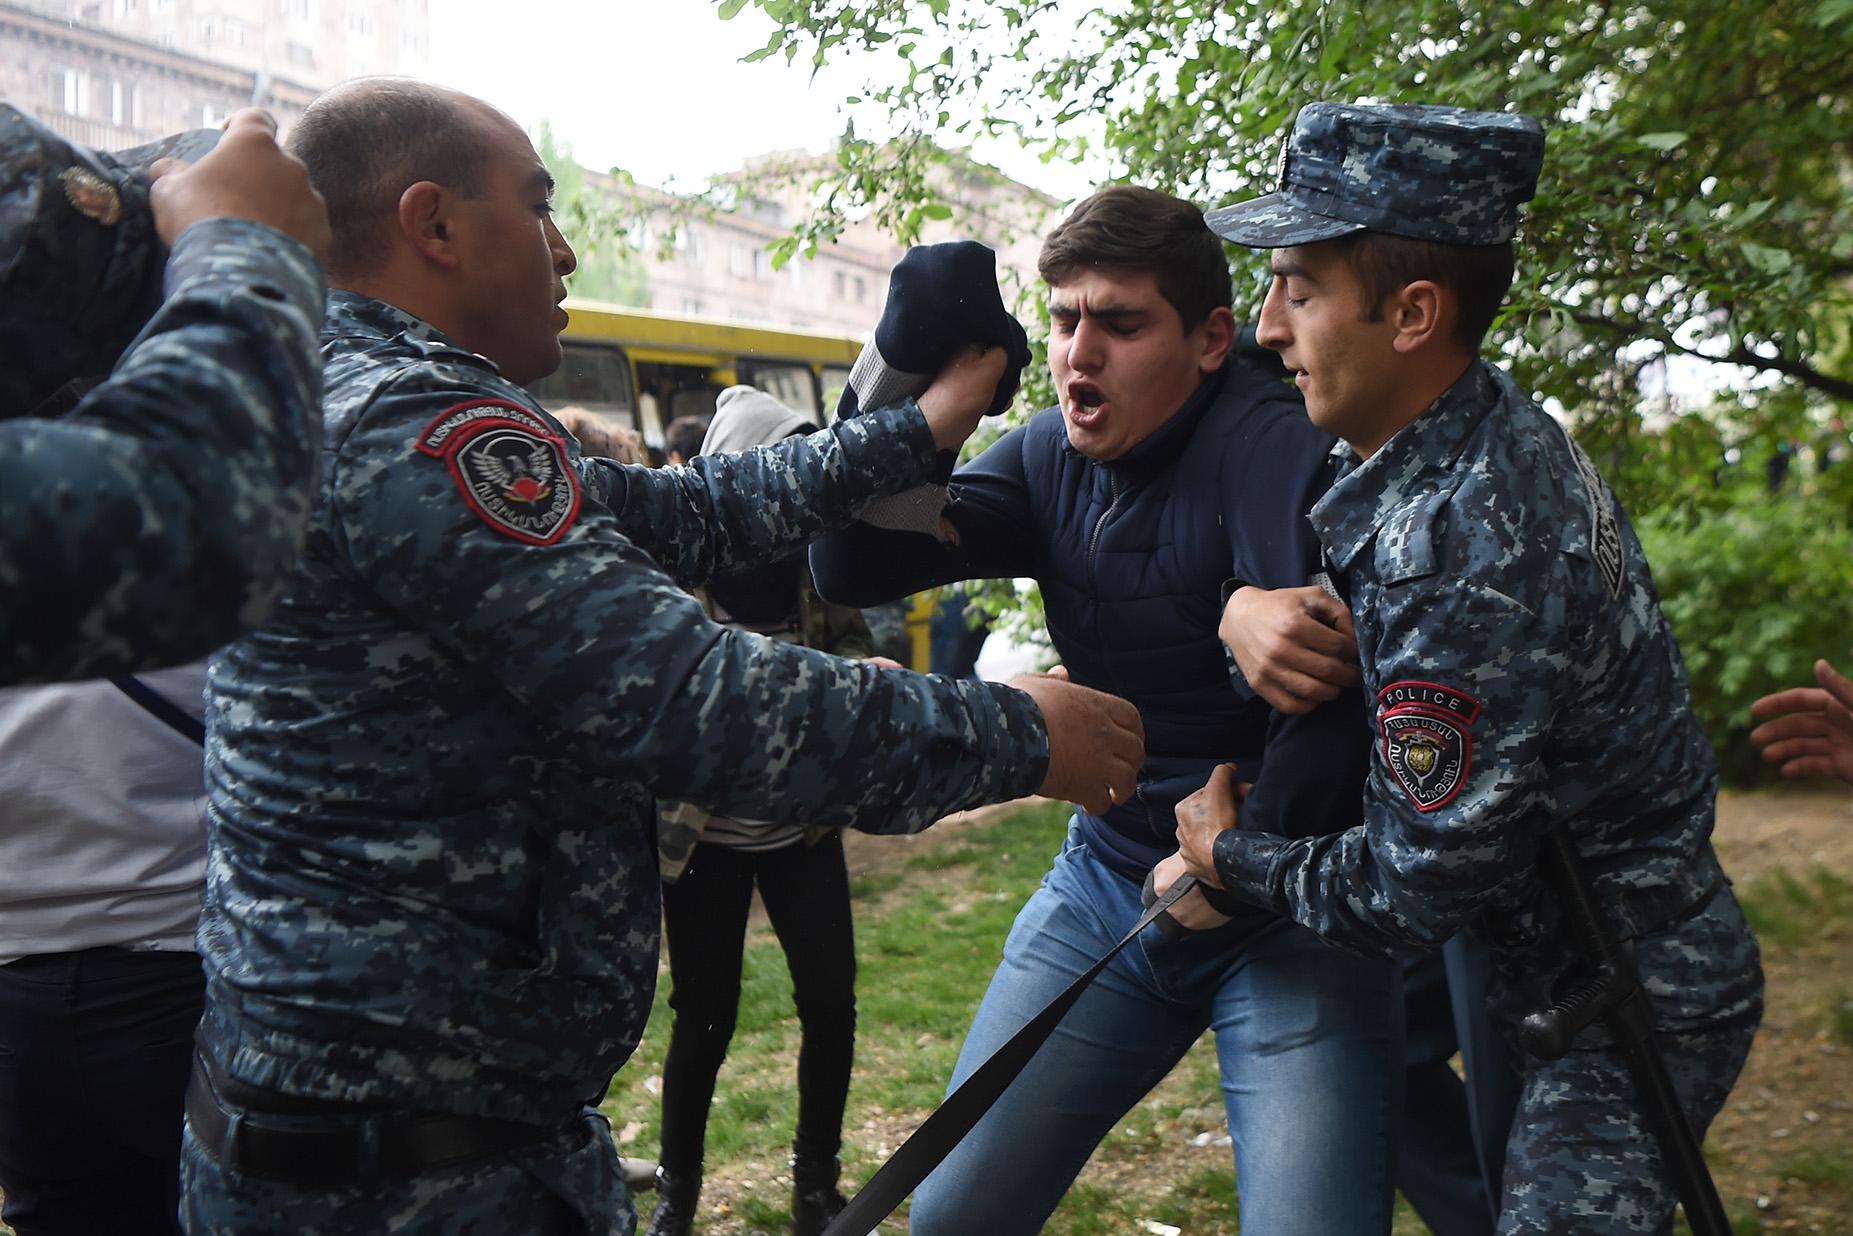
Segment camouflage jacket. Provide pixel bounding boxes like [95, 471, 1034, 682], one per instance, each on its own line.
[1214, 361, 1733, 1000]
[658, 571, 877, 881]
[0, 218, 324, 684]
[198, 291, 1047, 1125]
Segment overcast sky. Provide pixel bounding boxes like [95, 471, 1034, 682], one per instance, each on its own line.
[424, 0, 1096, 200]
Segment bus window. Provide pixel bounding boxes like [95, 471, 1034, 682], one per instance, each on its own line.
[528, 342, 636, 429]
[636, 361, 726, 436]
[739, 362, 818, 418]
[821, 365, 852, 420]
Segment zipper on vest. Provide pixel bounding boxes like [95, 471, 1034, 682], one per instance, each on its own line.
[1085, 470, 1126, 694]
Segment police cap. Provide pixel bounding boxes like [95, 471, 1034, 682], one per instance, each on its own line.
[1206, 102, 1545, 249]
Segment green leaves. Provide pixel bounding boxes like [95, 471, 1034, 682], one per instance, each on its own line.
[722, 0, 1851, 463]
[1741, 242, 1795, 277]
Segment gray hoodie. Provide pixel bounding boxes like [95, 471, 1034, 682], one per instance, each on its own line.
[700, 384, 815, 455]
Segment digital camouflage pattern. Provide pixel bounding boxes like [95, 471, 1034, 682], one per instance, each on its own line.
[190, 290, 1049, 1229]
[1211, 360, 1763, 1231]
[0, 216, 324, 684]
[1205, 102, 1546, 248]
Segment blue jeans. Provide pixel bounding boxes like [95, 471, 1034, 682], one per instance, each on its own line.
[909, 826, 1403, 1236]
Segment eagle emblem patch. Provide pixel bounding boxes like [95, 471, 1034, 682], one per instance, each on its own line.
[1378, 680, 1479, 813]
[417, 400, 580, 545]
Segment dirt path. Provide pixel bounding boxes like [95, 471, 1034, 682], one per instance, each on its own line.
[1701, 786, 1853, 1234]
[1713, 784, 1853, 882]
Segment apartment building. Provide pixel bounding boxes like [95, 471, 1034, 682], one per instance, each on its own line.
[0, 0, 424, 148]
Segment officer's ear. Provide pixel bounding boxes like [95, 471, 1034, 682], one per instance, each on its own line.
[398, 180, 460, 269]
[1386, 280, 1453, 357]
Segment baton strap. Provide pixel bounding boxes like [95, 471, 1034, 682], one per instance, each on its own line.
[109, 673, 206, 746]
[820, 874, 1200, 1236]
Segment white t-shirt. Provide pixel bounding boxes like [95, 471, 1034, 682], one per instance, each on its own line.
[0, 661, 209, 964]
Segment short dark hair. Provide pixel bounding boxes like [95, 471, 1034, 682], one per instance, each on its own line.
[1037, 185, 1232, 332]
[663, 415, 709, 463]
[1332, 233, 1515, 350]
[285, 79, 493, 276]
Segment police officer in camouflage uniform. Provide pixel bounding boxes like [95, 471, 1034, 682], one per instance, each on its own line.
[1160, 102, 1764, 1233]
[179, 78, 1143, 1235]
[0, 106, 330, 685]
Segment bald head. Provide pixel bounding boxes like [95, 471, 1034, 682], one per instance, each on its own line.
[286, 78, 504, 278]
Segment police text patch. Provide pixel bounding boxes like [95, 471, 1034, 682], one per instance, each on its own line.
[417, 400, 580, 545]
[1378, 680, 1479, 813]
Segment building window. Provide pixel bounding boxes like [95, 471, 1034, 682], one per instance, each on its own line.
[753, 249, 773, 281]
[854, 276, 868, 303]
[111, 0, 137, 16]
[109, 78, 126, 126]
[347, 11, 373, 34]
[681, 297, 705, 316]
[788, 259, 804, 291]
[226, 19, 246, 46]
[674, 225, 700, 261]
[279, 0, 311, 19]
[46, 65, 86, 116]
[287, 41, 316, 66]
[200, 18, 217, 46]
[152, 0, 173, 11]
[201, 103, 224, 127]
[833, 270, 846, 299]
[728, 243, 751, 278]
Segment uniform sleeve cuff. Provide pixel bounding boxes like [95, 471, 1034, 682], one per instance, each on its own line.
[1212, 828, 1289, 912]
[1217, 578, 1257, 701]
[973, 679, 1051, 801]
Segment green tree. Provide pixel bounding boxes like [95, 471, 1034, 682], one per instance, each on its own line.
[727, 0, 1853, 425]
[728, 0, 1853, 778]
[536, 121, 652, 307]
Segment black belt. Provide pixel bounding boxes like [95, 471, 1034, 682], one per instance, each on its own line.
[185, 1060, 564, 1185]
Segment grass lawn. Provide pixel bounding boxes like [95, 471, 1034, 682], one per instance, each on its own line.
[610, 799, 1853, 1235]
[612, 800, 1430, 1234]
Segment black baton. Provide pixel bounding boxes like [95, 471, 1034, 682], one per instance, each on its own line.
[1519, 831, 1731, 1236]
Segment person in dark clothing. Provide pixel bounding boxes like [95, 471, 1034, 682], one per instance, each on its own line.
[811, 186, 1403, 1235]
[928, 586, 991, 679]
[645, 386, 888, 1236]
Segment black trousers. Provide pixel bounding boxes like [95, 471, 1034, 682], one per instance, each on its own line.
[0, 947, 205, 1236]
[657, 833, 856, 1176]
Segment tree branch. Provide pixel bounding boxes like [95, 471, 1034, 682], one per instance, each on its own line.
[1568, 310, 1853, 402]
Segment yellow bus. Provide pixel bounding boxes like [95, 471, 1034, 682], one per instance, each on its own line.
[528, 299, 938, 668]
[527, 297, 865, 447]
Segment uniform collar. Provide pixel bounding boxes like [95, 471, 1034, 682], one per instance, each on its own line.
[1309, 360, 1499, 572]
[323, 288, 477, 360]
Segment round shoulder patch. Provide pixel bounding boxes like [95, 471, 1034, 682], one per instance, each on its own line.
[1376, 680, 1480, 813]
[416, 399, 581, 545]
